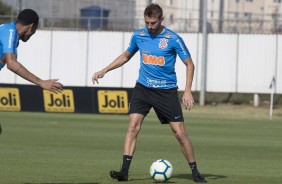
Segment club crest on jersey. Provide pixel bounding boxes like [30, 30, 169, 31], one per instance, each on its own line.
[159, 38, 168, 49]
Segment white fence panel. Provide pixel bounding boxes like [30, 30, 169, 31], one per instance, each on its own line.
[237, 35, 277, 93]
[0, 66, 16, 84]
[16, 31, 52, 85]
[196, 34, 203, 92]
[276, 36, 282, 94]
[1, 30, 282, 95]
[87, 31, 124, 87]
[121, 32, 140, 88]
[206, 34, 238, 92]
[177, 33, 199, 91]
[51, 31, 88, 86]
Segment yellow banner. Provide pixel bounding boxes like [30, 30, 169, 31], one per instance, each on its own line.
[43, 89, 75, 112]
[0, 88, 21, 111]
[98, 90, 128, 113]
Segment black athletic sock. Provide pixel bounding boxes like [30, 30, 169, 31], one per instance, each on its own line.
[188, 161, 199, 174]
[121, 155, 132, 174]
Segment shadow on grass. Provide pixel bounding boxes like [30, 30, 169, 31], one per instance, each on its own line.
[128, 177, 177, 183]
[174, 173, 227, 181]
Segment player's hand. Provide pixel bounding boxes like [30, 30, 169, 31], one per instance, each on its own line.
[182, 91, 194, 110]
[92, 70, 106, 85]
[39, 79, 63, 93]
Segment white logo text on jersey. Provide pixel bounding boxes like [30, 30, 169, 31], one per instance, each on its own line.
[8, 29, 14, 49]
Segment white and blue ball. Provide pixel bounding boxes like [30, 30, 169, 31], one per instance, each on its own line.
[150, 159, 173, 181]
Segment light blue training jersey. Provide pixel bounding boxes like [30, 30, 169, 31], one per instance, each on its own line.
[0, 22, 19, 70]
[127, 27, 191, 89]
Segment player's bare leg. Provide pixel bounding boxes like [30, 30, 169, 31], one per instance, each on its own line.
[110, 113, 145, 181]
[170, 121, 207, 183]
[123, 113, 145, 155]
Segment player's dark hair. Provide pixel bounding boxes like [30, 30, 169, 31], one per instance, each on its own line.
[16, 9, 39, 26]
[144, 3, 163, 19]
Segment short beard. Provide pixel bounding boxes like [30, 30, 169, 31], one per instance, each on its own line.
[148, 25, 163, 35]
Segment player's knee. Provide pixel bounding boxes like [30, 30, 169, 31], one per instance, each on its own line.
[127, 122, 141, 135]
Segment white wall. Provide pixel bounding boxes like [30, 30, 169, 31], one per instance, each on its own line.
[276, 36, 282, 94]
[206, 34, 238, 92]
[0, 31, 281, 94]
[237, 35, 277, 93]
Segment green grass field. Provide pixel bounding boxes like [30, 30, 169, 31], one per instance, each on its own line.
[0, 105, 281, 184]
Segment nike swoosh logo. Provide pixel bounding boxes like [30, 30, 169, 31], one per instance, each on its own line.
[174, 116, 181, 119]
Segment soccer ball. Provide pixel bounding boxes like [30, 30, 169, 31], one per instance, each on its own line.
[150, 159, 173, 181]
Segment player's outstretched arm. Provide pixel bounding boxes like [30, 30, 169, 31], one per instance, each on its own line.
[5, 53, 63, 93]
[92, 51, 134, 84]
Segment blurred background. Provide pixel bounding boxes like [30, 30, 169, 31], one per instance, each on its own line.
[0, 0, 281, 108]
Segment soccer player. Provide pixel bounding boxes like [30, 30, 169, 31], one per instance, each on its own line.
[0, 9, 63, 93]
[92, 3, 207, 183]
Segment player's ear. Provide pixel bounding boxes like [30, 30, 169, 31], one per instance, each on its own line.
[27, 23, 35, 30]
[29, 23, 34, 30]
[30, 23, 38, 33]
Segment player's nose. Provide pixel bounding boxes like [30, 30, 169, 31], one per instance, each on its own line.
[147, 23, 153, 29]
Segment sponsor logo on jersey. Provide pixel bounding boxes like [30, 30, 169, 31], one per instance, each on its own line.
[98, 90, 128, 113]
[146, 78, 167, 88]
[139, 30, 146, 36]
[0, 88, 21, 111]
[142, 54, 165, 66]
[141, 49, 150, 54]
[159, 38, 168, 49]
[43, 89, 75, 112]
[164, 32, 172, 38]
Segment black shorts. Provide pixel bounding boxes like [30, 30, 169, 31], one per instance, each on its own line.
[128, 83, 184, 124]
